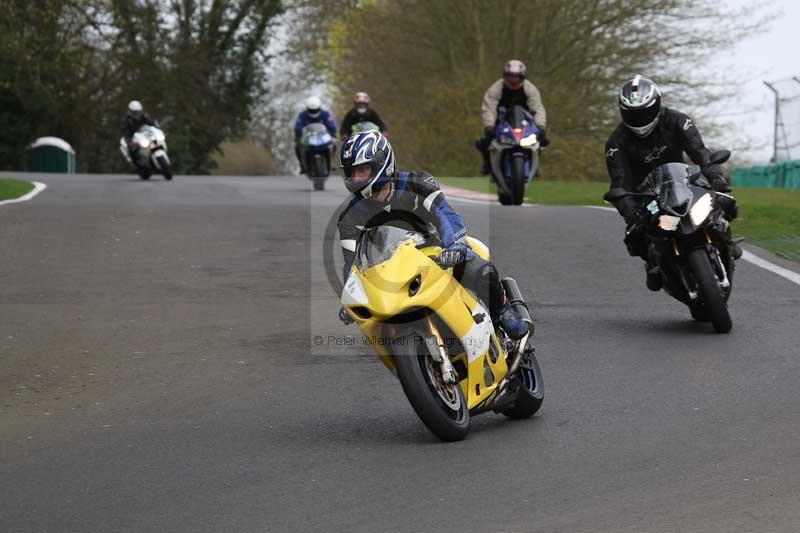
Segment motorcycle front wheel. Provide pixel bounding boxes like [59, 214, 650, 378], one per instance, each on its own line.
[393, 331, 469, 442]
[511, 156, 525, 205]
[156, 155, 172, 181]
[688, 248, 732, 333]
[311, 155, 327, 190]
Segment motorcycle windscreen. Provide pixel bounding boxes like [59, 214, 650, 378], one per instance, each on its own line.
[643, 163, 694, 217]
[352, 121, 380, 133]
[303, 123, 330, 144]
[505, 105, 536, 130]
[355, 226, 426, 271]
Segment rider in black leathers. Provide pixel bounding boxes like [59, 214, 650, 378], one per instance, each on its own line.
[339, 92, 387, 140]
[121, 100, 159, 165]
[605, 76, 740, 289]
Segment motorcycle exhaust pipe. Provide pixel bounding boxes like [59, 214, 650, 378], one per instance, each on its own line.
[500, 277, 534, 381]
[501, 277, 533, 328]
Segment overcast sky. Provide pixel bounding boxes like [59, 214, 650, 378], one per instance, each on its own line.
[717, 0, 800, 162]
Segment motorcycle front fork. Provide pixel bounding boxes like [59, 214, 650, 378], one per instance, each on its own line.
[425, 316, 458, 386]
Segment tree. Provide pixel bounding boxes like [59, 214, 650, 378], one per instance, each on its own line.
[0, 0, 283, 173]
[320, 0, 767, 180]
[0, 0, 106, 170]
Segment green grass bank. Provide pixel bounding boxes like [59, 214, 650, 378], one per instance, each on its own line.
[0, 179, 34, 201]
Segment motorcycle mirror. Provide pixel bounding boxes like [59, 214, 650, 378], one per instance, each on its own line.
[708, 150, 731, 165]
[603, 188, 628, 203]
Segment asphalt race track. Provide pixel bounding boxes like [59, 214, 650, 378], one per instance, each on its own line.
[2, 173, 799, 532]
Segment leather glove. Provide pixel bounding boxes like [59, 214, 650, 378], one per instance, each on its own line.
[616, 197, 640, 226]
[338, 307, 353, 325]
[710, 175, 731, 193]
[538, 128, 550, 148]
[439, 243, 469, 268]
[483, 125, 495, 138]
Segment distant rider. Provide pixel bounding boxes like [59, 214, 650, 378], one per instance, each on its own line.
[604, 75, 741, 290]
[339, 92, 388, 140]
[337, 131, 528, 340]
[294, 96, 337, 174]
[120, 100, 159, 165]
[476, 60, 549, 175]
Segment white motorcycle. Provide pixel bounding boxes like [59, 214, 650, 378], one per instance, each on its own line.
[120, 125, 172, 181]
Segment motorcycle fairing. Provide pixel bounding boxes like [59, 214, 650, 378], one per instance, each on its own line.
[342, 235, 508, 410]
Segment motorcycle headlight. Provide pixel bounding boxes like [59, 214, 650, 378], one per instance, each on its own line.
[658, 214, 680, 231]
[520, 134, 538, 147]
[689, 193, 713, 226]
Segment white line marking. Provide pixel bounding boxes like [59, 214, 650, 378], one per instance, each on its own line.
[584, 205, 616, 212]
[0, 181, 47, 207]
[740, 250, 800, 286]
[578, 203, 800, 285]
[447, 196, 494, 205]
[442, 187, 800, 287]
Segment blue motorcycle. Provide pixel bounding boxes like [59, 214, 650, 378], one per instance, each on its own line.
[489, 105, 541, 205]
[300, 123, 334, 190]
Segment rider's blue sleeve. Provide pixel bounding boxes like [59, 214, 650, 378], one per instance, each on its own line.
[432, 197, 467, 247]
[294, 113, 306, 141]
[342, 250, 354, 283]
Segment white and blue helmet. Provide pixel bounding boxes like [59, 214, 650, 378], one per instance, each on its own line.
[305, 96, 322, 118]
[340, 131, 395, 198]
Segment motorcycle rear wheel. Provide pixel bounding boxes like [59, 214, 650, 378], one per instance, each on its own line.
[502, 340, 544, 419]
[688, 248, 732, 333]
[393, 332, 469, 442]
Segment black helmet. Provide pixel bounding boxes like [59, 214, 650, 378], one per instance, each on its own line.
[339, 131, 395, 199]
[619, 75, 662, 137]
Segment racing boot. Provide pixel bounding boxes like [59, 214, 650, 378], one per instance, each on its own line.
[496, 302, 528, 340]
[724, 227, 743, 260]
[646, 263, 663, 291]
[645, 247, 663, 291]
[487, 275, 528, 339]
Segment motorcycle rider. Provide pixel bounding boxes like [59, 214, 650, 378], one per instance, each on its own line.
[294, 96, 337, 174]
[120, 100, 159, 166]
[339, 92, 388, 140]
[337, 131, 528, 340]
[476, 60, 549, 175]
[605, 75, 742, 291]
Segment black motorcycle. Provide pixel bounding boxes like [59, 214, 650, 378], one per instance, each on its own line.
[604, 151, 737, 333]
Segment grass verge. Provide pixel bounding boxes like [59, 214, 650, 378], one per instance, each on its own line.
[439, 177, 800, 263]
[0, 178, 34, 201]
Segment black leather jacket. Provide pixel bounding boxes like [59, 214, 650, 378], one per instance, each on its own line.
[604, 107, 725, 220]
[121, 111, 158, 142]
[339, 108, 387, 137]
[605, 107, 723, 190]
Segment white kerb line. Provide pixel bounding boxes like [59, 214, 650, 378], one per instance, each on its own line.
[585, 203, 800, 287]
[0, 181, 47, 207]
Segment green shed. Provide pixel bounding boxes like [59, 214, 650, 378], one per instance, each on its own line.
[29, 137, 76, 173]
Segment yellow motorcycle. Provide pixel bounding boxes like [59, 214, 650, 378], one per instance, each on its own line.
[341, 226, 544, 441]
